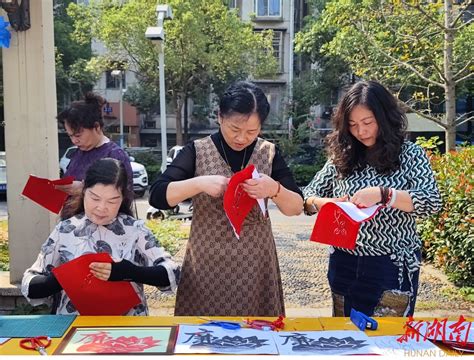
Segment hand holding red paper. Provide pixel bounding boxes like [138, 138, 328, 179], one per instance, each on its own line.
[54, 180, 84, 196]
[349, 186, 383, 208]
[22, 175, 74, 214]
[241, 173, 277, 200]
[199, 175, 229, 198]
[52, 253, 140, 315]
[310, 201, 382, 249]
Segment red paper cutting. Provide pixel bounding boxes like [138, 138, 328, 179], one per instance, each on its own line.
[22, 175, 74, 214]
[52, 253, 141, 315]
[310, 202, 381, 249]
[223, 164, 257, 238]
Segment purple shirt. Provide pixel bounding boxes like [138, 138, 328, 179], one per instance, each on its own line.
[64, 142, 134, 195]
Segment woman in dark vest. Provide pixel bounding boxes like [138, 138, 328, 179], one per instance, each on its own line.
[149, 81, 303, 316]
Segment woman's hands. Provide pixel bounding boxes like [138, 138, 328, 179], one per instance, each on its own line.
[242, 174, 277, 199]
[55, 180, 84, 196]
[198, 175, 230, 197]
[89, 262, 112, 281]
[349, 186, 381, 208]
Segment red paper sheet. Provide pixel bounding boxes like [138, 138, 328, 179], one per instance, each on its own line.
[223, 164, 257, 238]
[52, 253, 141, 315]
[310, 202, 381, 249]
[22, 175, 74, 214]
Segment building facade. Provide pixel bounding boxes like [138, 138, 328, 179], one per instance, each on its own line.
[90, 0, 307, 148]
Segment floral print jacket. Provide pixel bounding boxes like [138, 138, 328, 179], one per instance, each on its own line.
[21, 213, 180, 315]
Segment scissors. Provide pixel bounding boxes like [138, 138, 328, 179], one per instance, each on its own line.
[201, 321, 243, 330]
[244, 316, 285, 331]
[19, 336, 51, 355]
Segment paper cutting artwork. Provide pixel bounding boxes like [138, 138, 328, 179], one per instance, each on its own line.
[54, 326, 177, 355]
[310, 202, 381, 249]
[175, 325, 278, 355]
[223, 164, 258, 239]
[52, 253, 140, 315]
[273, 330, 380, 356]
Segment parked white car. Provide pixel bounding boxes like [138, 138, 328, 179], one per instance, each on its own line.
[0, 152, 6, 195]
[166, 145, 183, 166]
[59, 146, 148, 197]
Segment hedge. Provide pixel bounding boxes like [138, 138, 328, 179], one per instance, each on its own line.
[418, 146, 473, 287]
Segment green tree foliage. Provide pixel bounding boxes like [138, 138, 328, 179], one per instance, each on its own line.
[417, 146, 473, 287]
[296, 0, 474, 151]
[292, 1, 350, 125]
[54, 0, 97, 109]
[68, 0, 277, 145]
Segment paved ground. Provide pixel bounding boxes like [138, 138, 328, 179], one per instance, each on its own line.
[146, 203, 474, 318]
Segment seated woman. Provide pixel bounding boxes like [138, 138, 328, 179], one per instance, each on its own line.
[21, 158, 180, 316]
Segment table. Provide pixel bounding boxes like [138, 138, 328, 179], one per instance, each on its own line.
[0, 316, 470, 355]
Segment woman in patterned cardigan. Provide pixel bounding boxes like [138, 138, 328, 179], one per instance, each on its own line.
[303, 80, 441, 317]
[22, 158, 180, 315]
[149, 81, 303, 316]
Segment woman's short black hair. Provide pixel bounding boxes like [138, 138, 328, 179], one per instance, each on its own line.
[328, 80, 407, 177]
[57, 92, 106, 133]
[219, 81, 270, 124]
[63, 158, 133, 219]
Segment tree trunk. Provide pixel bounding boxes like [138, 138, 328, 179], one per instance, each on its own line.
[443, 0, 456, 152]
[175, 94, 184, 145]
[183, 93, 188, 144]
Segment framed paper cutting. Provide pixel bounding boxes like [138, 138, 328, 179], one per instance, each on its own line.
[53, 326, 177, 355]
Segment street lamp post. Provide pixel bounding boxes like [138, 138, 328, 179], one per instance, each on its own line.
[111, 69, 124, 148]
[145, 4, 173, 173]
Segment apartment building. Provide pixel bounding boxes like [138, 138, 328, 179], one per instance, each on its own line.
[90, 0, 307, 147]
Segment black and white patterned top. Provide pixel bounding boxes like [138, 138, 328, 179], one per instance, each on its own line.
[303, 141, 441, 284]
[21, 213, 180, 316]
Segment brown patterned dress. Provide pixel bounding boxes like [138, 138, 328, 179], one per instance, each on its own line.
[174, 136, 285, 316]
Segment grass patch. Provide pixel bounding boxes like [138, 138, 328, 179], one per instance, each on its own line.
[0, 220, 8, 271]
[145, 219, 189, 256]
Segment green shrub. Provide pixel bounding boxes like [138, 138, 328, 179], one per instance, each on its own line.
[290, 164, 321, 187]
[0, 220, 8, 271]
[130, 151, 162, 184]
[417, 146, 474, 287]
[145, 219, 189, 256]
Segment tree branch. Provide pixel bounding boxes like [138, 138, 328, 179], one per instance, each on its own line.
[451, 0, 474, 27]
[358, 22, 444, 87]
[398, 102, 447, 129]
[454, 60, 473, 80]
[454, 17, 474, 30]
[454, 112, 474, 127]
[404, 2, 447, 32]
[456, 72, 474, 84]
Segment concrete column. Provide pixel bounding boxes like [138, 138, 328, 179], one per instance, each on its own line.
[2, 1, 58, 283]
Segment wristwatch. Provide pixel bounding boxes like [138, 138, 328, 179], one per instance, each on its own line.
[304, 197, 318, 215]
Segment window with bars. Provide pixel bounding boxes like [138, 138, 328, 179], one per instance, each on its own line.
[272, 30, 284, 73]
[254, 0, 281, 17]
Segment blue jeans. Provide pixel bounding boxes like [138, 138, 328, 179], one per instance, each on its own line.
[328, 249, 420, 317]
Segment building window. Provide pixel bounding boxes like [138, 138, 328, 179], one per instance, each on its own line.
[228, 0, 238, 9]
[272, 30, 284, 73]
[105, 71, 126, 89]
[144, 121, 156, 129]
[266, 92, 281, 123]
[255, 0, 281, 17]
